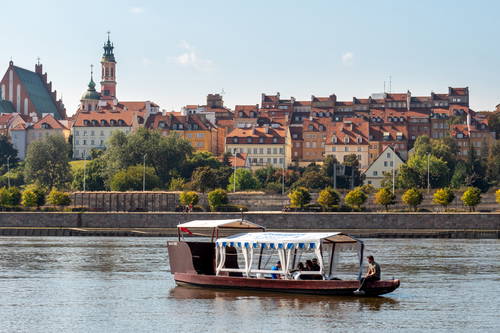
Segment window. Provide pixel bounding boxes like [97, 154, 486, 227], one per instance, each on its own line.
[253, 148, 257, 154]
[75, 131, 79, 136]
[279, 158, 284, 164]
[373, 171, 378, 176]
[91, 130, 95, 136]
[344, 147, 348, 152]
[357, 147, 362, 152]
[233, 138, 238, 143]
[357, 154, 362, 160]
[83, 140, 87, 145]
[83, 131, 87, 136]
[100, 140, 104, 145]
[332, 147, 336, 152]
[390, 161, 393, 167]
[387, 153, 391, 158]
[273, 148, 277, 154]
[384, 161, 388, 167]
[91, 140, 95, 145]
[273, 158, 277, 164]
[100, 131, 104, 136]
[259, 137, 264, 143]
[267, 148, 271, 154]
[279, 148, 284, 154]
[75, 140, 79, 145]
[259, 148, 264, 154]
[247, 137, 252, 143]
[273, 137, 278, 143]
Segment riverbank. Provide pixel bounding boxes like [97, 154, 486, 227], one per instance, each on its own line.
[0, 212, 498, 238]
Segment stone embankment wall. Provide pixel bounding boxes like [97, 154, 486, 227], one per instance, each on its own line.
[0, 212, 498, 231]
[70, 191, 500, 212]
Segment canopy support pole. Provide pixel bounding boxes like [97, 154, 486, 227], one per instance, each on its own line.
[357, 242, 364, 280]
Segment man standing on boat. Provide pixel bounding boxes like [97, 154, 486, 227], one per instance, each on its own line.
[354, 256, 381, 295]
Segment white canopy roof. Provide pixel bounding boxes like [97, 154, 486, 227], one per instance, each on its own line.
[177, 219, 265, 237]
[216, 232, 359, 250]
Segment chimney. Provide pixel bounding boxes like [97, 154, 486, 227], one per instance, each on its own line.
[406, 90, 411, 111]
[466, 113, 471, 133]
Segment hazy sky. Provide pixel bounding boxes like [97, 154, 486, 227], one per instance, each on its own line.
[1, 0, 499, 115]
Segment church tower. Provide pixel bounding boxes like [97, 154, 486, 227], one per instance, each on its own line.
[100, 32, 117, 100]
[80, 65, 100, 111]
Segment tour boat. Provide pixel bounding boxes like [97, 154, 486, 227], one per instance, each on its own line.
[168, 219, 400, 296]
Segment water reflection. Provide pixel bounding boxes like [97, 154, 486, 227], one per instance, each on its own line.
[169, 285, 399, 311]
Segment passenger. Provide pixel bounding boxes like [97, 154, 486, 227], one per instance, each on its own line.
[354, 255, 381, 295]
[297, 262, 305, 271]
[305, 260, 313, 271]
[271, 261, 282, 279]
[311, 258, 321, 271]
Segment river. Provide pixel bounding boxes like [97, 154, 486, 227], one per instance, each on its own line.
[0, 237, 498, 332]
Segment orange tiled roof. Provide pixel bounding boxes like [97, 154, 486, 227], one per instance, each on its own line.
[32, 114, 68, 130]
[226, 126, 286, 144]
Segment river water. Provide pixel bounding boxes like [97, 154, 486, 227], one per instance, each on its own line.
[0, 237, 498, 333]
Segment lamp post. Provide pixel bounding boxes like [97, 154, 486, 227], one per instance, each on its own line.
[7, 156, 11, 188]
[233, 151, 237, 193]
[427, 153, 430, 194]
[143, 153, 147, 192]
[392, 146, 396, 194]
[82, 152, 87, 192]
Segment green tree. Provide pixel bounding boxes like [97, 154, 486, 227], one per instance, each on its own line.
[293, 170, 329, 190]
[179, 191, 199, 206]
[228, 168, 259, 191]
[182, 151, 222, 179]
[485, 140, 500, 185]
[46, 189, 71, 206]
[0, 135, 19, 174]
[344, 188, 367, 210]
[432, 188, 456, 211]
[24, 134, 71, 189]
[102, 129, 193, 186]
[255, 165, 280, 187]
[317, 187, 340, 209]
[461, 187, 481, 212]
[343, 154, 364, 188]
[402, 188, 423, 212]
[110, 165, 161, 191]
[374, 188, 396, 211]
[71, 158, 107, 191]
[450, 161, 467, 188]
[207, 188, 228, 211]
[288, 187, 311, 208]
[406, 154, 450, 188]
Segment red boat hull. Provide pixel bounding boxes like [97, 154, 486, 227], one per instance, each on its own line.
[174, 273, 400, 296]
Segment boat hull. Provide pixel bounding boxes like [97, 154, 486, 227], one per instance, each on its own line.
[174, 273, 400, 296]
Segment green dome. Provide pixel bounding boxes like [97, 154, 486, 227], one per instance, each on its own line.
[81, 78, 100, 100]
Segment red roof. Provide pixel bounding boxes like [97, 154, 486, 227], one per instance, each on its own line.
[325, 118, 369, 144]
[32, 114, 68, 130]
[226, 126, 286, 144]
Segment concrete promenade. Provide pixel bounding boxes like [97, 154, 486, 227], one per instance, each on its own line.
[0, 212, 498, 238]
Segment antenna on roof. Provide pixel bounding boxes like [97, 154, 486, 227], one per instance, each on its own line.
[389, 76, 392, 93]
[384, 81, 386, 93]
[221, 88, 225, 96]
[36, 57, 40, 65]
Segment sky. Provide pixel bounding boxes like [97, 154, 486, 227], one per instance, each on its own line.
[1, 0, 500, 115]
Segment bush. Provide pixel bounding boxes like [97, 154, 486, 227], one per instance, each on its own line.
[169, 177, 186, 191]
[432, 188, 455, 211]
[374, 188, 396, 211]
[207, 188, 228, 211]
[21, 189, 38, 208]
[24, 184, 46, 207]
[110, 165, 161, 191]
[344, 188, 367, 210]
[46, 189, 71, 206]
[215, 204, 248, 212]
[288, 187, 311, 208]
[179, 191, 199, 206]
[461, 187, 481, 212]
[0, 187, 21, 206]
[358, 184, 376, 195]
[317, 187, 340, 209]
[402, 188, 423, 212]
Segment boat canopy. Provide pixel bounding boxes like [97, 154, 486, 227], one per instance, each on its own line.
[177, 219, 265, 237]
[216, 232, 360, 250]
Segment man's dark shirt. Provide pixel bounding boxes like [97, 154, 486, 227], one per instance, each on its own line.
[368, 261, 381, 280]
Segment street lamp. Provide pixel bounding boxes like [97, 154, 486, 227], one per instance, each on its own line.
[392, 146, 396, 194]
[143, 153, 147, 192]
[82, 152, 87, 192]
[7, 156, 11, 188]
[427, 153, 430, 194]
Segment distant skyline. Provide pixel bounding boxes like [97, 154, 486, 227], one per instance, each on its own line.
[1, 0, 499, 115]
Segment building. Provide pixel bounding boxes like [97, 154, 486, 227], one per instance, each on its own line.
[146, 112, 218, 154]
[72, 35, 160, 158]
[225, 125, 291, 170]
[363, 146, 404, 188]
[324, 118, 370, 169]
[10, 114, 70, 159]
[0, 60, 66, 119]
